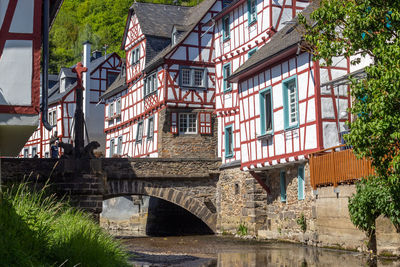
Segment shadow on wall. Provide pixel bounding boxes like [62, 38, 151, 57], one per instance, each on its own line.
[146, 197, 213, 236]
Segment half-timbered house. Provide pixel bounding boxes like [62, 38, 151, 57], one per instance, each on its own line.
[21, 43, 121, 158]
[0, 0, 62, 156]
[102, 0, 222, 158]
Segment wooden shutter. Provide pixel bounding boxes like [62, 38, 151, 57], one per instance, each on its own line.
[171, 112, 178, 134]
[199, 112, 212, 134]
[298, 165, 305, 200]
[280, 170, 286, 202]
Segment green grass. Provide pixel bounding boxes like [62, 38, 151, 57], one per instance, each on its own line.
[0, 182, 129, 267]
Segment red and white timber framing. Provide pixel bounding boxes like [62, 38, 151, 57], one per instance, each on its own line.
[105, 1, 221, 158]
[213, 0, 310, 164]
[20, 53, 121, 158]
[237, 52, 350, 171]
[0, 0, 43, 115]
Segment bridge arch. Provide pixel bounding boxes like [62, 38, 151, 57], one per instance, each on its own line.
[103, 179, 217, 232]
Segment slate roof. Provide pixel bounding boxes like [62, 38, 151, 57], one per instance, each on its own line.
[131, 3, 191, 39]
[143, 0, 217, 72]
[48, 53, 116, 105]
[101, 60, 128, 99]
[229, 1, 318, 82]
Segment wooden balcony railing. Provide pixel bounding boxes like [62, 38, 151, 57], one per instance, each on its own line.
[310, 145, 374, 189]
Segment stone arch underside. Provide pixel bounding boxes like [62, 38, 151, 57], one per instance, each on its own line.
[103, 179, 217, 232]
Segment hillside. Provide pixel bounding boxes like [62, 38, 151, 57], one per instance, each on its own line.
[49, 0, 200, 73]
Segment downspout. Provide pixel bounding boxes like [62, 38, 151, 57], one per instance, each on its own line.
[41, 0, 52, 131]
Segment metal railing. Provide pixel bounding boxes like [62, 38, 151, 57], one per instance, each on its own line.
[309, 145, 374, 189]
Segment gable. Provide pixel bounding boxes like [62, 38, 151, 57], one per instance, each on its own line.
[123, 12, 144, 51]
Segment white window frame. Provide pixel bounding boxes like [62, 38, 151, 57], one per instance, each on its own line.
[179, 67, 207, 89]
[179, 113, 197, 134]
[23, 148, 29, 158]
[147, 117, 154, 139]
[117, 136, 123, 155]
[116, 98, 121, 116]
[136, 121, 144, 142]
[130, 46, 140, 66]
[109, 138, 115, 157]
[109, 102, 114, 118]
[31, 147, 37, 157]
[144, 72, 157, 96]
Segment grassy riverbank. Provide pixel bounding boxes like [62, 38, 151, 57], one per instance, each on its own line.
[0, 182, 129, 267]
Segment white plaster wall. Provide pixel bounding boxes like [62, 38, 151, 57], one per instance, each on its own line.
[9, 0, 34, 33]
[0, 40, 32, 106]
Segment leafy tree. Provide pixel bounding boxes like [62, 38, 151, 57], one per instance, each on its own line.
[49, 0, 201, 73]
[299, 0, 400, 250]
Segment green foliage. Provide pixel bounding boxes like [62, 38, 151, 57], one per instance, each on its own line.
[299, 0, 400, 240]
[0, 182, 129, 267]
[50, 0, 201, 73]
[349, 178, 400, 233]
[237, 223, 248, 236]
[296, 213, 307, 233]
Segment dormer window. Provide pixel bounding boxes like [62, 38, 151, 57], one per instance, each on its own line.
[172, 28, 179, 45]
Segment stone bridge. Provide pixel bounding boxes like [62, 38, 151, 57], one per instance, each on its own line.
[0, 158, 220, 232]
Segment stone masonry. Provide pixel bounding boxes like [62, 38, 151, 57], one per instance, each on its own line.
[0, 157, 220, 231]
[158, 108, 218, 159]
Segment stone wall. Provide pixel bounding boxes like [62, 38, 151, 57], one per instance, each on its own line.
[158, 108, 218, 159]
[376, 216, 400, 256]
[257, 163, 316, 243]
[314, 185, 368, 251]
[216, 165, 264, 235]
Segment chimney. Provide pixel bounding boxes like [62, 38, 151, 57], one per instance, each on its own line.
[82, 41, 91, 145]
[91, 50, 102, 61]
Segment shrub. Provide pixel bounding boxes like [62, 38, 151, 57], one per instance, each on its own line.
[0, 182, 129, 267]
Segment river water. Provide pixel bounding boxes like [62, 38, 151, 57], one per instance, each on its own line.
[122, 235, 400, 267]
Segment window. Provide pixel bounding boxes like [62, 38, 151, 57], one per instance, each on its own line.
[172, 28, 179, 45]
[298, 165, 305, 200]
[23, 148, 28, 158]
[248, 47, 257, 58]
[116, 98, 121, 116]
[31, 147, 37, 157]
[48, 110, 56, 126]
[130, 46, 140, 65]
[109, 138, 115, 157]
[179, 113, 197, 134]
[222, 0, 231, 8]
[224, 125, 233, 158]
[259, 87, 273, 135]
[248, 0, 257, 25]
[223, 63, 231, 92]
[117, 136, 123, 155]
[282, 76, 299, 130]
[107, 72, 119, 87]
[222, 15, 230, 41]
[136, 121, 143, 141]
[147, 117, 154, 139]
[144, 72, 157, 96]
[109, 102, 114, 118]
[45, 152, 49, 158]
[280, 170, 286, 202]
[179, 67, 207, 89]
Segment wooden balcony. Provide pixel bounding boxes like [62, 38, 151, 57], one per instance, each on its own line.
[310, 145, 374, 189]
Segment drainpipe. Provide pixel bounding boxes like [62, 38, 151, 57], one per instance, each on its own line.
[41, 0, 52, 131]
[82, 41, 91, 145]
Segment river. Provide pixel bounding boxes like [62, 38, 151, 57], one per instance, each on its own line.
[121, 235, 400, 266]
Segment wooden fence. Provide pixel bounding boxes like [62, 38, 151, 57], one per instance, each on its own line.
[309, 145, 374, 189]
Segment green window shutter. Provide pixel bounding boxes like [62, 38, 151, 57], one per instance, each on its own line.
[282, 81, 289, 129]
[259, 91, 266, 135]
[282, 75, 299, 130]
[298, 165, 305, 200]
[280, 170, 286, 202]
[224, 125, 233, 158]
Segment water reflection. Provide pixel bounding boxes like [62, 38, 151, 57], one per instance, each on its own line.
[124, 236, 399, 267]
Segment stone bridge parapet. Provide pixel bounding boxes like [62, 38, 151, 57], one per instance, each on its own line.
[0, 157, 221, 231]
